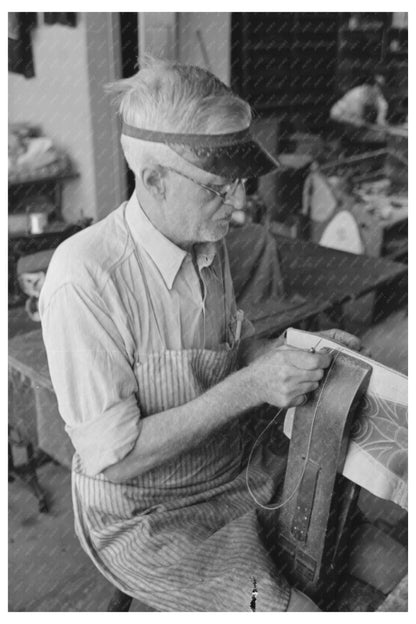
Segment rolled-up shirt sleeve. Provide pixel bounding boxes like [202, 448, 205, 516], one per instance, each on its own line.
[40, 282, 141, 475]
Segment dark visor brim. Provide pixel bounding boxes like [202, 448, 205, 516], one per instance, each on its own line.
[183, 140, 280, 179]
[121, 122, 280, 179]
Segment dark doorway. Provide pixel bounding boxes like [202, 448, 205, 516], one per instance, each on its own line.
[231, 13, 339, 139]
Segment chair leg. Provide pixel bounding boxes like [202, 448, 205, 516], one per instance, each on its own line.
[9, 443, 15, 482]
[107, 588, 133, 612]
[25, 442, 48, 513]
[8, 440, 48, 512]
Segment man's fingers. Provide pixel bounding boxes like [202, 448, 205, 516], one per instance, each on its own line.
[297, 380, 321, 394]
[335, 331, 361, 350]
[287, 349, 333, 371]
[322, 329, 362, 351]
[290, 367, 325, 384]
[291, 379, 324, 407]
[292, 394, 308, 407]
[291, 387, 318, 407]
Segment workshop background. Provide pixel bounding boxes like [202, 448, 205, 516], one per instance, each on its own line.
[9, 12, 408, 612]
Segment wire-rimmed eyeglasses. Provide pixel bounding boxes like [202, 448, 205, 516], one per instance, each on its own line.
[164, 166, 245, 202]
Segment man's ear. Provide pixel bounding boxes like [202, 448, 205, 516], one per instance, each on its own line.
[141, 167, 166, 199]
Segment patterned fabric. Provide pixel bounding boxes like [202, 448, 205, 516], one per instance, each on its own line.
[350, 394, 407, 480]
[346, 393, 408, 509]
[284, 328, 408, 510]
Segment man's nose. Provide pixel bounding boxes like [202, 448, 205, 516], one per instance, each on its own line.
[225, 182, 246, 211]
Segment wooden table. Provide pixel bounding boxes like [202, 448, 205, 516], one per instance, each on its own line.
[227, 225, 407, 338]
[273, 232, 407, 306]
[9, 329, 74, 468]
[9, 329, 75, 511]
[376, 574, 408, 612]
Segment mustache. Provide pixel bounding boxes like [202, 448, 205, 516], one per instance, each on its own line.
[214, 209, 234, 220]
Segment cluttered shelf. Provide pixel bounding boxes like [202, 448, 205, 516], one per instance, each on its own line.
[8, 162, 79, 189]
[9, 164, 79, 225]
[8, 122, 79, 222]
[8, 123, 84, 307]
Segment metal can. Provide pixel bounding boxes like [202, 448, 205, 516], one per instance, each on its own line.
[29, 212, 48, 234]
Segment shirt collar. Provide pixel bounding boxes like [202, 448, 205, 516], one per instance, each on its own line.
[125, 193, 218, 290]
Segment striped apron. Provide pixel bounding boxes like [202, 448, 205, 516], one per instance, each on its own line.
[71, 244, 291, 612]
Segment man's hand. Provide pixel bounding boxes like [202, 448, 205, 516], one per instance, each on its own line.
[317, 328, 371, 357]
[317, 328, 361, 350]
[248, 345, 333, 408]
[237, 334, 285, 366]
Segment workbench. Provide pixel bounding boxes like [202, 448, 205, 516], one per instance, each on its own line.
[9, 329, 74, 512]
[226, 224, 408, 338]
[376, 574, 408, 612]
[274, 230, 407, 306]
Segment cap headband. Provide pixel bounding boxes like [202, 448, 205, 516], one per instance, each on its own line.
[121, 122, 252, 148]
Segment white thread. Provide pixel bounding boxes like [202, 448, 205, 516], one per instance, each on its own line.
[245, 347, 340, 511]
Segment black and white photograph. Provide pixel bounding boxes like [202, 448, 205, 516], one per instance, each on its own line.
[8, 7, 408, 613]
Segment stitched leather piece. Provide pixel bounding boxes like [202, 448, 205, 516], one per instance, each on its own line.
[276, 351, 372, 600]
[291, 458, 320, 542]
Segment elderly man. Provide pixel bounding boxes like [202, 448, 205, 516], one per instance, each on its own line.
[39, 59, 401, 612]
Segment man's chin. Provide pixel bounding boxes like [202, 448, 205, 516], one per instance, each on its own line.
[195, 220, 231, 244]
[211, 222, 230, 243]
[206, 220, 231, 241]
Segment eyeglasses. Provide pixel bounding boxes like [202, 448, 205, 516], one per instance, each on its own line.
[164, 166, 245, 202]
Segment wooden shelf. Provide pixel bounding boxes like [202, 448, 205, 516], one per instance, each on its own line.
[8, 168, 78, 188]
[8, 165, 82, 300]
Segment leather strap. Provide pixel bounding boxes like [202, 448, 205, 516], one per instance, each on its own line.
[275, 351, 372, 601]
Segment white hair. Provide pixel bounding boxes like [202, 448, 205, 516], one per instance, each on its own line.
[106, 56, 252, 176]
